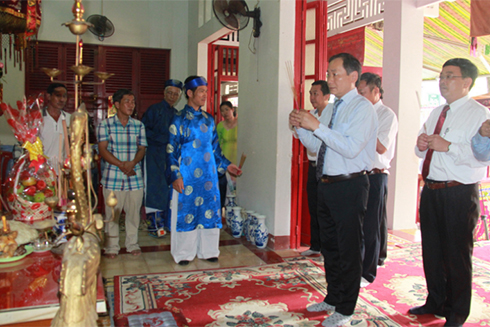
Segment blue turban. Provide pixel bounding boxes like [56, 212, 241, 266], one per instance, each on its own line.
[165, 79, 183, 90]
[184, 77, 207, 91]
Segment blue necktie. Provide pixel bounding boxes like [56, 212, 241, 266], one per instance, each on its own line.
[316, 99, 343, 181]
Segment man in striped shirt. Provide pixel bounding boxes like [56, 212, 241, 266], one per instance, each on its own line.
[97, 89, 147, 258]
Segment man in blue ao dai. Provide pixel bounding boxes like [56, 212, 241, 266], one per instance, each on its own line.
[167, 76, 242, 265]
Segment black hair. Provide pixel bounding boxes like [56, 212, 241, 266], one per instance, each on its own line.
[47, 83, 67, 94]
[220, 101, 236, 116]
[220, 101, 233, 109]
[360, 72, 384, 99]
[184, 75, 201, 99]
[328, 53, 362, 86]
[311, 80, 330, 96]
[442, 58, 478, 90]
[113, 89, 134, 104]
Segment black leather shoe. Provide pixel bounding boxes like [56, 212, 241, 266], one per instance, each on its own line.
[409, 305, 444, 316]
[178, 260, 190, 266]
[206, 257, 218, 262]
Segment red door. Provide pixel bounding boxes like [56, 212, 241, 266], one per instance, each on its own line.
[207, 42, 239, 122]
[290, 0, 328, 249]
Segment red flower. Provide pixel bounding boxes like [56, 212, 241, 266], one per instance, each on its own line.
[32, 203, 41, 210]
[36, 180, 47, 190]
[44, 189, 54, 198]
[7, 194, 15, 202]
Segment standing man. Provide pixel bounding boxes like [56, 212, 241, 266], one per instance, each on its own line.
[167, 76, 241, 266]
[357, 72, 398, 286]
[40, 83, 71, 175]
[290, 53, 377, 327]
[301, 80, 331, 256]
[141, 79, 183, 237]
[413, 58, 490, 326]
[98, 89, 147, 259]
[471, 119, 490, 161]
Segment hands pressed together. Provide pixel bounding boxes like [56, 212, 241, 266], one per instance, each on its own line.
[417, 133, 451, 152]
[479, 119, 490, 138]
[119, 161, 137, 176]
[289, 109, 320, 131]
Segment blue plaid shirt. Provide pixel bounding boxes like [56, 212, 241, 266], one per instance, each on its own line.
[97, 115, 147, 191]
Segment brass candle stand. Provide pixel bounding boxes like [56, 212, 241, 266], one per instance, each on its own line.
[41, 0, 114, 110]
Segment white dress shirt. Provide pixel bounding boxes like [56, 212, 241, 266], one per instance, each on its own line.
[374, 100, 398, 171]
[306, 103, 332, 162]
[297, 88, 378, 176]
[415, 95, 490, 184]
[39, 110, 71, 174]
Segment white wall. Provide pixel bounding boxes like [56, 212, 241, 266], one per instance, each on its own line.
[184, 0, 296, 238]
[1, 0, 189, 146]
[236, 0, 295, 238]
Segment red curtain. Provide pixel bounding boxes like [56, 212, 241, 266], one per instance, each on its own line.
[470, 0, 490, 37]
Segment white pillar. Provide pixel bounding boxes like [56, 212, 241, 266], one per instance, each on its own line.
[236, 0, 295, 243]
[383, 0, 425, 230]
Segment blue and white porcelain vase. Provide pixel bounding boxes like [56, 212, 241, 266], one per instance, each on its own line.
[244, 210, 255, 242]
[225, 195, 237, 228]
[248, 212, 258, 245]
[254, 215, 269, 249]
[231, 206, 244, 238]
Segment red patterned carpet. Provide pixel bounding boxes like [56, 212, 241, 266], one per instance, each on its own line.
[113, 241, 490, 326]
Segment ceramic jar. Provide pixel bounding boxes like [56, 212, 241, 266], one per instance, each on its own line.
[244, 210, 255, 242]
[254, 214, 269, 249]
[225, 195, 237, 228]
[248, 212, 258, 245]
[230, 206, 244, 238]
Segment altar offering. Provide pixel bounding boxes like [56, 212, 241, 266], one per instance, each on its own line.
[1, 96, 57, 227]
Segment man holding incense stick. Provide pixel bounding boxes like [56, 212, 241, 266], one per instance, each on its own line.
[290, 53, 377, 327]
[167, 76, 241, 266]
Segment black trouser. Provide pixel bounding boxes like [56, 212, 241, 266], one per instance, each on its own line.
[362, 173, 387, 282]
[306, 161, 321, 251]
[219, 173, 227, 208]
[378, 183, 388, 265]
[419, 182, 479, 325]
[318, 174, 369, 315]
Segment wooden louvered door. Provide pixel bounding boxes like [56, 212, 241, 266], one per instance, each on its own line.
[139, 48, 170, 118]
[25, 41, 170, 141]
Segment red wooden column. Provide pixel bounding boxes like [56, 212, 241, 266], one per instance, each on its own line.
[290, 0, 328, 249]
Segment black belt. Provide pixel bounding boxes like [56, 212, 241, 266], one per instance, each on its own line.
[309, 161, 317, 167]
[320, 171, 367, 184]
[425, 180, 462, 190]
[369, 168, 386, 175]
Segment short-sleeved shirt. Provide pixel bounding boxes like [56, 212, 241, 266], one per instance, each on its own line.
[39, 110, 71, 174]
[97, 115, 147, 191]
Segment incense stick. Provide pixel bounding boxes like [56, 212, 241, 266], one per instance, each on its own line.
[239, 152, 247, 169]
[286, 60, 300, 109]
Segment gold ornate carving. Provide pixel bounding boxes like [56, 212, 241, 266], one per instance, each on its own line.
[51, 104, 104, 327]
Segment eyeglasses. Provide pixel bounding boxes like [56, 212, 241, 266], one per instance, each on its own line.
[438, 74, 463, 81]
[165, 91, 180, 97]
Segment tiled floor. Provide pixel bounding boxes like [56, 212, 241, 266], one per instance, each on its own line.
[100, 225, 420, 279]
